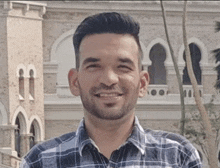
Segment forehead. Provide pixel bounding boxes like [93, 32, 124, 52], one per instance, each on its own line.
[79, 33, 139, 63]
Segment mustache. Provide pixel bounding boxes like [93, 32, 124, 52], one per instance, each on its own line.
[89, 83, 126, 94]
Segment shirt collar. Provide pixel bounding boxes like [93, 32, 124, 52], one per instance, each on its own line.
[76, 119, 93, 156]
[127, 116, 146, 155]
[76, 116, 146, 156]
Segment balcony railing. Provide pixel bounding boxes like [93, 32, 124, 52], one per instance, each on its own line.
[183, 85, 203, 98]
[145, 84, 204, 103]
[147, 85, 168, 100]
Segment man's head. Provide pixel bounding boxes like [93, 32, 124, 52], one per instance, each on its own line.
[73, 12, 143, 70]
[69, 12, 149, 121]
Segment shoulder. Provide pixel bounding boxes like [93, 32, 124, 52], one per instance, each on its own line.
[23, 131, 76, 167]
[144, 129, 201, 166]
[145, 129, 191, 147]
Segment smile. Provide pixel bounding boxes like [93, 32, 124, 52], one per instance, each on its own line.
[94, 93, 123, 97]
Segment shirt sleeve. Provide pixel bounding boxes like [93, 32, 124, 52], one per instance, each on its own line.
[20, 158, 30, 168]
[184, 148, 202, 168]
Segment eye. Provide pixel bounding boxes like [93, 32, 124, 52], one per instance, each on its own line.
[86, 64, 101, 70]
[118, 65, 133, 71]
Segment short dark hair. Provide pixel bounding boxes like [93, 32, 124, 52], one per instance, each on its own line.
[73, 12, 143, 69]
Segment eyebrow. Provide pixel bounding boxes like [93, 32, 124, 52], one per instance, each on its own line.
[82, 57, 101, 65]
[81, 57, 135, 66]
[118, 57, 135, 66]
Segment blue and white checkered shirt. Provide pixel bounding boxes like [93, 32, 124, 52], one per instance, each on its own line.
[20, 117, 202, 168]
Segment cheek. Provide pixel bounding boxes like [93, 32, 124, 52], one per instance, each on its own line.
[78, 76, 90, 90]
[79, 71, 100, 82]
[78, 73, 99, 91]
[120, 74, 140, 88]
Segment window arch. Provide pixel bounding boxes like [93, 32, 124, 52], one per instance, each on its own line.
[27, 64, 37, 100]
[28, 115, 44, 142]
[12, 108, 27, 157]
[29, 69, 34, 99]
[14, 114, 26, 157]
[15, 117, 21, 157]
[29, 119, 40, 149]
[148, 43, 167, 84]
[183, 43, 202, 85]
[16, 64, 27, 100]
[19, 69, 24, 99]
[50, 29, 76, 97]
[29, 123, 36, 149]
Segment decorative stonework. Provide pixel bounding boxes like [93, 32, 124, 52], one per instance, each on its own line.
[43, 62, 58, 74]
[1, 1, 46, 19]
[178, 37, 208, 65]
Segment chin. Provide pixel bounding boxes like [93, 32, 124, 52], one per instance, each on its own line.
[94, 110, 129, 121]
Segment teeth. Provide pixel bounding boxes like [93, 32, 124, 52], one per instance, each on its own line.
[98, 93, 121, 97]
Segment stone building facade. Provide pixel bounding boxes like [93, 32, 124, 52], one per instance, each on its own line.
[0, 1, 45, 167]
[0, 1, 220, 167]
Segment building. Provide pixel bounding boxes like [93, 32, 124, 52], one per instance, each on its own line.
[0, 1, 220, 167]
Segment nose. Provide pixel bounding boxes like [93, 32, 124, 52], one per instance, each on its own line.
[99, 68, 119, 86]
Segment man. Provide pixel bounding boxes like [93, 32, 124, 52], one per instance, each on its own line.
[20, 12, 202, 168]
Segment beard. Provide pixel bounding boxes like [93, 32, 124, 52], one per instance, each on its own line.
[78, 83, 140, 120]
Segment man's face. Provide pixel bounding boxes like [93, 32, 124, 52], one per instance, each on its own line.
[70, 33, 148, 120]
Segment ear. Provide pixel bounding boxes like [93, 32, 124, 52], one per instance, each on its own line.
[68, 68, 80, 96]
[139, 70, 149, 98]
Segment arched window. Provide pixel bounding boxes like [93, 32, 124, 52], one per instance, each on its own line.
[29, 119, 41, 149]
[15, 117, 21, 157]
[29, 123, 36, 149]
[19, 69, 24, 99]
[148, 43, 167, 85]
[218, 150, 220, 163]
[183, 43, 202, 85]
[29, 70, 34, 99]
[14, 111, 26, 157]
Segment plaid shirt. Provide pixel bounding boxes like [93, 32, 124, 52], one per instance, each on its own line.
[20, 117, 202, 168]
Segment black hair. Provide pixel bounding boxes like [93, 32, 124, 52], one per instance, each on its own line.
[73, 12, 142, 69]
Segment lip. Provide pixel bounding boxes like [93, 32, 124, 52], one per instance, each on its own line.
[94, 92, 123, 98]
[93, 92, 123, 103]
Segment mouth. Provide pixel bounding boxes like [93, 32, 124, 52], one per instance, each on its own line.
[94, 93, 123, 98]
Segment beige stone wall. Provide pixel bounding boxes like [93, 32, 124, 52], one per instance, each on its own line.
[44, 119, 180, 140]
[43, 11, 81, 62]
[0, 16, 9, 119]
[43, 4, 220, 96]
[42, 11, 85, 94]
[42, 3, 220, 147]
[136, 11, 219, 94]
[0, 129, 3, 148]
[0, 1, 46, 157]
[7, 13, 44, 124]
[139, 119, 180, 134]
[43, 73, 57, 94]
[45, 120, 80, 140]
[167, 74, 179, 94]
[203, 74, 217, 95]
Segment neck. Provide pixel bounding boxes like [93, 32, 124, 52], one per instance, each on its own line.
[84, 112, 135, 159]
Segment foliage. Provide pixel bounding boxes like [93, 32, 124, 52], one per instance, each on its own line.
[185, 95, 220, 162]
